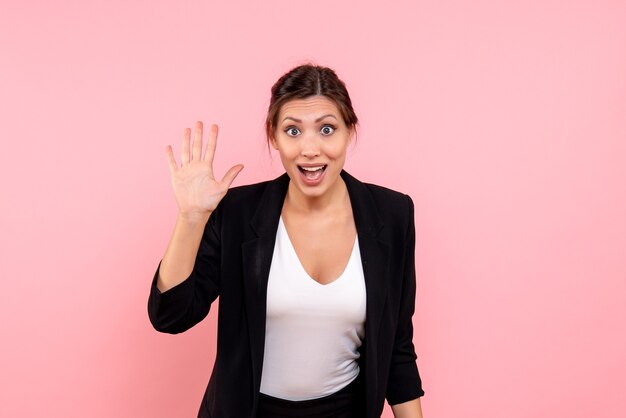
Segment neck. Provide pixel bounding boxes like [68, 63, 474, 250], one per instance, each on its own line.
[284, 176, 348, 214]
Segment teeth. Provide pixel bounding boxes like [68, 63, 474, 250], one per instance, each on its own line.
[301, 166, 324, 172]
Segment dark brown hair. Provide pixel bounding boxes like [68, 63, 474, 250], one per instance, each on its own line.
[265, 64, 359, 143]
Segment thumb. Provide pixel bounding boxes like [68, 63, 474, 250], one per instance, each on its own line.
[220, 164, 244, 189]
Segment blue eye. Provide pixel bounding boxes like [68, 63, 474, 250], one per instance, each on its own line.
[320, 125, 335, 136]
[285, 126, 300, 137]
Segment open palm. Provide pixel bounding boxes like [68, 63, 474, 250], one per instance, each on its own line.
[166, 121, 243, 219]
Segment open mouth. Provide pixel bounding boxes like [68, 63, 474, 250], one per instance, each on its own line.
[297, 164, 327, 181]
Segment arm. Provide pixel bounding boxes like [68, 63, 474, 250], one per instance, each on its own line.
[392, 397, 423, 418]
[157, 211, 211, 293]
[147, 209, 221, 334]
[386, 194, 425, 414]
[147, 121, 243, 333]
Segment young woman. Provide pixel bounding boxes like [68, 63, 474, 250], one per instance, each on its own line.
[148, 64, 425, 418]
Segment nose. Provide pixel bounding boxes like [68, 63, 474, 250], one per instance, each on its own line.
[300, 133, 321, 158]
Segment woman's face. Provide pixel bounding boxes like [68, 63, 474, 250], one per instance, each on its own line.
[270, 96, 353, 201]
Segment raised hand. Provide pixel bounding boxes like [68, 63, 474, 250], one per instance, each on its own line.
[165, 121, 244, 221]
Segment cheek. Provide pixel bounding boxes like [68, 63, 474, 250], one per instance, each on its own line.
[323, 141, 349, 159]
[276, 141, 299, 161]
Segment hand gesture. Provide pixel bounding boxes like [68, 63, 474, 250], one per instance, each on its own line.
[165, 121, 244, 221]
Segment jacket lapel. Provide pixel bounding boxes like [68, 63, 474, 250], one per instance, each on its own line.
[241, 172, 290, 398]
[240, 170, 390, 413]
[341, 171, 390, 416]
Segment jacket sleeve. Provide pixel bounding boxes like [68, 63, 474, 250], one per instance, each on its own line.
[147, 208, 221, 334]
[386, 194, 425, 405]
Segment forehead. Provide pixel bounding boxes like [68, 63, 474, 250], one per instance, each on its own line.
[278, 96, 342, 121]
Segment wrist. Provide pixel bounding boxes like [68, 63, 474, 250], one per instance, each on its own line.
[177, 210, 211, 225]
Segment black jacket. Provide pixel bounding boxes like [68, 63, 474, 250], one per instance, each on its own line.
[148, 170, 424, 418]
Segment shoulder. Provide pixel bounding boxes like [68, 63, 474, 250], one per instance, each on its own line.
[366, 183, 414, 236]
[363, 181, 413, 208]
[345, 172, 414, 223]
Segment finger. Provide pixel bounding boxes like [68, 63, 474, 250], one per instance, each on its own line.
[204, 124, 218, 167]
[165, 145, 178, 174]
[220, 164, 244, 189]
[181, 127, 191, 165]
[192, 121, 203, 161]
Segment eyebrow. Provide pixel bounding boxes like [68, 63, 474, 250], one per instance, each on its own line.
[281, 114, 338, 123]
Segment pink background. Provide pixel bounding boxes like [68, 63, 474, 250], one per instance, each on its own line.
[1, 1, 625, 417]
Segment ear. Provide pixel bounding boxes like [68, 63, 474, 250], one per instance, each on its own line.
[269, 129, 279, 150]
[348, 126, 356, 143]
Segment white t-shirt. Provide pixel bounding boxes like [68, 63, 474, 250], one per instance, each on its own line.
[259, 217, 367, 401]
